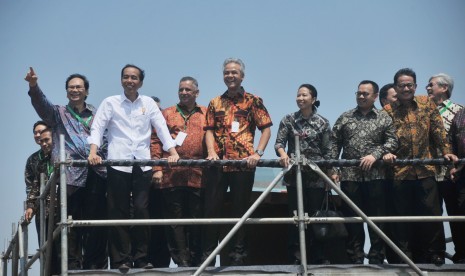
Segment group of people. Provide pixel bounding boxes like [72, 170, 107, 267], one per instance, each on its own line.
[22, 58, 465, 273]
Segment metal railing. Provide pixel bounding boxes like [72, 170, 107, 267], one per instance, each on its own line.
[2, 134, 465, 276]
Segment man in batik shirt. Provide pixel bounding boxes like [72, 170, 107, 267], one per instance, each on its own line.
[24, 121, 48, 195]
[25, 67, 108, 269]
[202, 58, 272, 265]
[383, 68, 457, 265]
[426, 73, 464, 263]
[448, 107, 465, 263]
[151, 76, 206, 267]
[331, 80, 398, 264]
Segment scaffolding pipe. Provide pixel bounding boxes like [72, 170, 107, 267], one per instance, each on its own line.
[39, 173, 46, 276]
[25, 227, 61, 271]
[193, 167, 289, 276]
[59, 135, 68, 276]
[293, 134, 308, 275]
[44, 171, 58, 276]
[307, 160, 426, 276]
[68, 157, 465, 168]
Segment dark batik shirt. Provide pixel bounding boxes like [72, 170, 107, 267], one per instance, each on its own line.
[26, 151, 55, 215]
[274, 111, 332, 188]
[450, 108, 465, 179]
[434, 100, 463, 181]
[24, 149, 41, 195]
[29, 85, 107, 188]
[331, 107, 398, 182]
[384, 95, 451, 180]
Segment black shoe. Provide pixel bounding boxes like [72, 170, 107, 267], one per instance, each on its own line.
[430, 255, 445, 266]
[230, 258, 244, 266]
[118, 263, 131, 273]
[353, 258, 364, 264]
[178, 260, 191, 267]
[317, 259, 330, 265]
[368, 258, 383, 264]
[134, 260, 154, 269]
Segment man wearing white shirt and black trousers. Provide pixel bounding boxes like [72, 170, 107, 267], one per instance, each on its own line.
[88, 64, 179, 271]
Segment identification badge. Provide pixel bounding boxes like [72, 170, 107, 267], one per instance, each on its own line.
[231, 121, 239, 133]
[175, 131, 187, 146]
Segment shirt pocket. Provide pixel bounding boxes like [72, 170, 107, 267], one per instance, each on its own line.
[234, 109, 249, 125]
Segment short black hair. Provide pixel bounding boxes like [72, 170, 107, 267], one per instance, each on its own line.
[33, 120, 48, 133]
[379, 83, 395, 107]
[394, 68, 416, 84]
[358, 80, 379, 94]
[121, 64, 145, 82]
[65, 73, 89, 90]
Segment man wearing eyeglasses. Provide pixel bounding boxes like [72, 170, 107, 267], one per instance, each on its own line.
[383, 68, 458, 265]
[331, 80, 398, 264]
[426, 73, 464, 263]
[25, 68, 108, 270]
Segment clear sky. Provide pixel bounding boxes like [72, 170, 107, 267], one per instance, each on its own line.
[1, 0, 465, 270]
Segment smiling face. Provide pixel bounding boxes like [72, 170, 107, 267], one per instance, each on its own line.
[121, 67, 143, 97]
[66, 77, 88, 105]
[296, 87, 315, 111]
[426, 77, 448, 105]
[223, 62, 244, 92]
[178, 80, 198, 108]
[356, 83, 378, 112]
[39, 130, 53, 155]
[382, 87, 397, 106]
[33, 124, 47, 145]
[395, 75, 416, 104]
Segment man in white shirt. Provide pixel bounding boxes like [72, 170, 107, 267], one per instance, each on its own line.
[88, 64, 179, 271]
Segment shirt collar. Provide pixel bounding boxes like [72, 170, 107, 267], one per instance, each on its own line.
[120, 93, 141, 103]
[221, 87, 246, 100]
[438, 99, 451, 108]
[176, 103, 203, 114]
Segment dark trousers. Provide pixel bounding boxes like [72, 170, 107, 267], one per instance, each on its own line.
[341, 180, 386, 262]
[286, 186, 326, 264]
[67, 169, 108, 269]
[391, 177, 445, 263]
[438, 177, 465, 261]
[147, 188, 171, 268]
[34, 210, 60, 275]
[163, 187, 203, 266]
[107, 166, 151, 268]
[202, 168, 254, 263]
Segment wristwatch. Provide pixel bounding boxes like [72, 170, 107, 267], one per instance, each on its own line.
[255, 149, 264, 157]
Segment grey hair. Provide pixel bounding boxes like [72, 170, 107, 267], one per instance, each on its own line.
[429, 73, 454, 98]
[179, 76, 199, 89]
[223, 58, 245, 76]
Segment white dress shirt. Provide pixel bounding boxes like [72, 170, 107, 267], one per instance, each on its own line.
[88, 93, 176, 172]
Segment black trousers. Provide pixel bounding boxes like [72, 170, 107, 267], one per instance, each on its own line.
[438, 177, 465, 261]
[286, 186, 326, 264]
[107, 166, 151, 267]
[147, 188, 171, 268]
[341, 180, 386, 262]
[67, 169, 108, 269]
[391, 177, 445, 263]
[202, 168, 254, 263]
[163, 187, 203, 266]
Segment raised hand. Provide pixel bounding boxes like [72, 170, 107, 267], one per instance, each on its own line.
[24, 67, 38, 87]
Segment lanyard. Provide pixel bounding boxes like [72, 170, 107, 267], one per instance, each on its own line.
[439, 101, 452, 115]
[39, 151, 54, 177]
[176, 104, 197, 130]
[66, 105, 92, 129]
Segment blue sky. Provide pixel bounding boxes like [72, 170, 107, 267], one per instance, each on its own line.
[1, 0, 464, 270]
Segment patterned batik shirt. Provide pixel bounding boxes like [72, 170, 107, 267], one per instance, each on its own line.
[29, 85, 107, 188]
[26, 151, 55, 216]
[204, 87, 273, 172]
[274, 111, 332, 188]
[450, 108, 465, 179]
[384, 95, 451, 180]
[433, 100, 463, 181]
[24, 149, 41, 195]
[151, 104, 207, 189]
[331, 107, 398, 182]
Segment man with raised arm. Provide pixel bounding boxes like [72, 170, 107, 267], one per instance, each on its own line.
[25, 67, 108, 270]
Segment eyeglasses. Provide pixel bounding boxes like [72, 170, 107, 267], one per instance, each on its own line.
[425, 82, 438, 89]
[67, 85, 85, 91]
[355, 91, 373, 97]
[396, 83, 415, 89]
